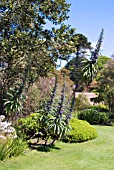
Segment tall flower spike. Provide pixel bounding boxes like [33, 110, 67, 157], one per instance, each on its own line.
[57, 75, 66, 118]
[91, 29, 104, 62]
[46, 76, 58, 112]
[65, 95, 75, 124]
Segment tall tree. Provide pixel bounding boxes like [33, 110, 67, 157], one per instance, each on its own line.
[0, 0, 78, 114]
[91, 59, 114, 112]
[65, 33, 91, 91]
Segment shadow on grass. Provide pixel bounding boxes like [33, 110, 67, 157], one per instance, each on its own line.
[28, 143, 60, 152]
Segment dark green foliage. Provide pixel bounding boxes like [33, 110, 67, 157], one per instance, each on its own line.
[89, 104, 114, 122]
[65, 56, 86, 91]
[91, 59, 114, 112]
[62, 118, 97, 143]
[89, 104, 109, 112]
[78, 109, 110, 125]
[65, 33, 91, 91]
[65, 29, 104, 92]
[109, 112, 114, 120]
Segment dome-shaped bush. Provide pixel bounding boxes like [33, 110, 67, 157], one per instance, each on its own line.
[63, 118, 97, 143]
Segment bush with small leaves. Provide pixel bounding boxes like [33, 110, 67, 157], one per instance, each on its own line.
[17, 113, 40, 140]
[62, 118, 97, 143]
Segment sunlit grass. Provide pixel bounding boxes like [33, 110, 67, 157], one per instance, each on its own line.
[1, 126, 114, 170]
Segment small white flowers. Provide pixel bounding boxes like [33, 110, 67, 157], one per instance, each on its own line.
[0, 135, 6, 140]
[0, 115, 5, 122]
[0, 115, 17, 140]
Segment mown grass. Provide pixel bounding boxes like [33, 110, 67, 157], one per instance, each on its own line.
[1, 126, 114, 170]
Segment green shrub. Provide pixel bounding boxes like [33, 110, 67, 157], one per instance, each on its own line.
[17, 113, 40, 139]
[17, 111, 70, 145]
[78, 109, 110, 125]
[108, 112, 114, 119]
[89, 104, 109, 112]
[0, 137, 27, 161]
[62, 118, 97, 143]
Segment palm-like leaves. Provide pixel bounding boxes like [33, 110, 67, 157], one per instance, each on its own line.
[48, 116, 68, 137]
[82, 60, 98, 85]
[82, 29, 104, 86]
[4, 87, 23, 122]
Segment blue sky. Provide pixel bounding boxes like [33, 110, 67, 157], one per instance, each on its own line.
[65, 0, 114, 57]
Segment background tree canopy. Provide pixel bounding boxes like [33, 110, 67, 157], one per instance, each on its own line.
[65, 30, 104, 91]
[0, 0, 78, 114]
[0, 0, 104, 121]
[91, 58, 114, 112]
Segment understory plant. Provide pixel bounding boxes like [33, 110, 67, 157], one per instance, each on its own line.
[0, 137, 27, 161]
[4, 86, 24, 123]
[0, 115, 27, 161]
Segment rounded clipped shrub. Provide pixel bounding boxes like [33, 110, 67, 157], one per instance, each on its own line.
[63, 118, 97, 143]
[78, 109, 110, 125]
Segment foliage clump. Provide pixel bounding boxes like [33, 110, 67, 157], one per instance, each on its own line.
[78, 108, 110, 125]
[0, 137, 27, 161]
[17, 113, 40, 140]
[62, 118, 97, 143]
[90, 59, 114, 112]
[89, 104, 109, 112]
[74, 93, 90, 111]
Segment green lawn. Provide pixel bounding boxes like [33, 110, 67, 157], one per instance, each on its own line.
[1, 126, 114, 170]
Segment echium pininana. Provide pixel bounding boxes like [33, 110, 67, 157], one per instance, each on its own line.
[46, 76, 58, 113]
[65, 95, 75, 124]
[91, 28, 104, 62]
[81, 29, 104, 85]
[56, 76, 66, 118]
